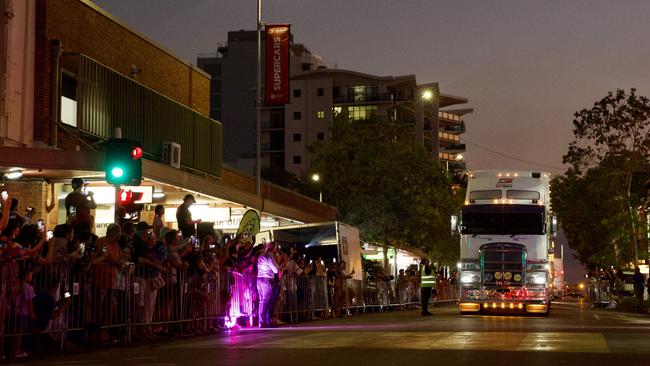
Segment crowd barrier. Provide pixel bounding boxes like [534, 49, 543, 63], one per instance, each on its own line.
[587, 280, 617, 308]
[1, 261, 458, 356]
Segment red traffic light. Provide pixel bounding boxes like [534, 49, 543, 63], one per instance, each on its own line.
[131, 146, 143, 160]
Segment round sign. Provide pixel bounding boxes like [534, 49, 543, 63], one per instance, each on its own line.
[494, 272, 503, 280]
[513, 274, 522, 282]
[504, 272, 512, 280]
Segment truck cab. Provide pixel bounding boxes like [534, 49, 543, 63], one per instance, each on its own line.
[457, 171, 555, 315]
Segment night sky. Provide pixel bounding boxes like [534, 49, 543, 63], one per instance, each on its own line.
[91, 0, 650, 282]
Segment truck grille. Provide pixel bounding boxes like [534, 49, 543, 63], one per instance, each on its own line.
[481, 243, 525, 287]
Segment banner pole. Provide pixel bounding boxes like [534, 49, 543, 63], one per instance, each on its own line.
[256, 0, 262, 197]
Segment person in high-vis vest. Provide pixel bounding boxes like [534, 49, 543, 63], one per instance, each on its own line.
[420, 258, 436, 316]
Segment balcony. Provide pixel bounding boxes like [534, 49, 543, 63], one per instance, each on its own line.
[261, 120, 285, 130]
[333, 92, 413, 104]
[439, 132, 461, 142]
[75, 55, 223, 177]
[440, 143, 466, 153]
[442, 122, 465, 134]
[438, 111, 462, 122]
[446, 160, 467, 171]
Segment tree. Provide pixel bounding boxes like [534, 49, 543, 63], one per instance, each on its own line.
[553, 89, 650, 268]
[309, 116, 461, 267]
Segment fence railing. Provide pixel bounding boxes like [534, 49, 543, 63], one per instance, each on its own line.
[1, 261, 458, 355]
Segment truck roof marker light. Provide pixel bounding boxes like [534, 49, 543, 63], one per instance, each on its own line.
[506, 173, 510, 177]
[509, 199, 513, 204]
[498, 173, 502, 177]
[518, 303, 523, 309]
[514, 173, 518, 177]
[493, 199, 498, 204]
[509, 303, 514, 309]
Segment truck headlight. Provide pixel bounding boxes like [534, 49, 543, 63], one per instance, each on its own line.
[461, 272, 480, 284]
[527, 273, 546, 285]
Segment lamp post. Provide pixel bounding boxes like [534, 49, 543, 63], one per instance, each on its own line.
[311, 173, 322, 202]
[255, 0, 262, 196]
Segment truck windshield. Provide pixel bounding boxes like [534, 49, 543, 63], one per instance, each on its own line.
[460, 204, 545, 235]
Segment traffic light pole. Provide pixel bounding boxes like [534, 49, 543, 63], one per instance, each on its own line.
[114, 184, 121, 224]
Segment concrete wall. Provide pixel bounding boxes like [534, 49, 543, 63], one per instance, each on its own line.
[0, 0, 35, 147]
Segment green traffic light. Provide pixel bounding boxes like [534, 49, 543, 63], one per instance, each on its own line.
[111, 167, 124, 178]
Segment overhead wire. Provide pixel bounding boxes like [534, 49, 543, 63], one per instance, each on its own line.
[460, 137, 566, 173]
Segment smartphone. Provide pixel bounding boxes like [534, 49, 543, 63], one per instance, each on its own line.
[1, 190, 7, 200]
[37, 219, 44, 232]
[209, 244, 216, 249]
[309, 260, 313, 264]
[79, 243, 85, 254]
[102, 246, 107, 253]
[64, 292, 71, 298]
[46, 230, 53, 240]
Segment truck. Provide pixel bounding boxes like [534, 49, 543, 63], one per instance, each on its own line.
[456, 171, 556, 315]
[267, 221, 363, 281]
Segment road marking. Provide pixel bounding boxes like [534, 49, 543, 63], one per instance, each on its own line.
[180, 331, 612, 353]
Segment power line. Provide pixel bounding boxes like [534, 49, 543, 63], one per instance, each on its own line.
[461, 137, 566, 172]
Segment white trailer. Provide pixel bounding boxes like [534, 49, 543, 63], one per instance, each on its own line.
[456, 171, 556, 315]
[269, 222, 363, 281]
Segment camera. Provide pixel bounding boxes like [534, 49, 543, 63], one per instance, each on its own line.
[64, 292, 71, 298]
[37, 219, 44, 232]
[102, 246, 108, 253]
[79, 243, 85, 254]
[1, 190, 7, 200]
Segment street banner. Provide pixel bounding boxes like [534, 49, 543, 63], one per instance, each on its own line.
[265, 24, 290, 105]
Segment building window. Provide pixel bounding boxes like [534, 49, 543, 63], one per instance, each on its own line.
[317, 132, 325, 141]
[348, 85, 379, 102]
[293, 155, 302, 164]
[301, 63, 311, 71]
[317, 88, 324, 96]
[332, 106, 342, 117]
[61, 73, 78, 127]
[317, 111, 325, 119]
[293, 89, 301, 98]
[293, 133, 301, 142]
[347, 105, 377, 121]
[293, 111, 301, 120]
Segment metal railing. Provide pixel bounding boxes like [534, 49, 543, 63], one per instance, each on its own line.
[1, 261, 458, 357]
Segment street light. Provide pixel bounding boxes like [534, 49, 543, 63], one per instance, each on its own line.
[422, 90, 433, 101]
[311, 173, 322, 202]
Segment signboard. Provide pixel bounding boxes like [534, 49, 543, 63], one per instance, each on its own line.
[89, 185, 153, 204]
[265, 24, 290, 105]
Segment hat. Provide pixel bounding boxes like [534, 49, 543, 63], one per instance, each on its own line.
[135, 221, 153, 232]
[183, 194, 196, 203]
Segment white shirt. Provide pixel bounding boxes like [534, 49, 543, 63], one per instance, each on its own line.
[257, 251, 279, 279]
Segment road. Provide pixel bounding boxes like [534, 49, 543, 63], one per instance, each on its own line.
[10, 299, 650, 366]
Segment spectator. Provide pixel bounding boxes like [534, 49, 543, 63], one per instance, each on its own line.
[175, 194, 200, 239]
[633, 267, 644, 307]
[90, 223, 124, 342]
[46, 224, 74, 262]
[11, 267, 36, 358]
[333, 260, 355, 317]
[152, 205, 165, 239]
[64, 178, 96, 234]
[256, 241, 279, 328]
[130, 221, 164, 339]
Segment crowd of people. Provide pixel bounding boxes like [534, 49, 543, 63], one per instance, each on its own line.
[0, 181, 399, 358]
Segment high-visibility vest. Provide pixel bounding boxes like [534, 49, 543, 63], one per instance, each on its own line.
[421, 266, 436, 288]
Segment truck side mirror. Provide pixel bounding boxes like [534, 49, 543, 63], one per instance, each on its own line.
[550, 215, 558, 236]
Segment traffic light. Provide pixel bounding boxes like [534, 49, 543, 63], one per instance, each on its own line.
[119, 189, 144, 214]
[105, 138, 142, 185]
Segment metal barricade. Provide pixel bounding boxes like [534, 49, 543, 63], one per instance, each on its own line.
[588, 280, 615, 308]
[2, 261, 70, 355]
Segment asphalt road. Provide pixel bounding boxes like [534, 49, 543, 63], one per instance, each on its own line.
[9, 299, 650, 366]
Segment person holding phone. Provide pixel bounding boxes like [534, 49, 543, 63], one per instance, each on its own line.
[175, 194, 200, 239]
[65, 178, 96, 234]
